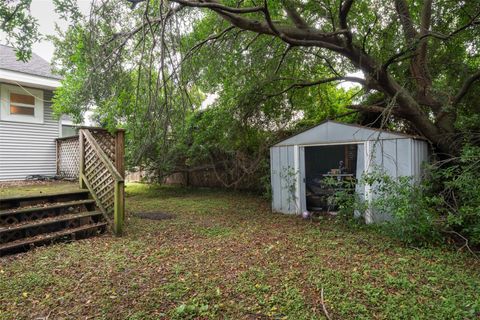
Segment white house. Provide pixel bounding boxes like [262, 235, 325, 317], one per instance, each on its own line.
[270, 120, 430, 223]
[0, 45, 74, 181]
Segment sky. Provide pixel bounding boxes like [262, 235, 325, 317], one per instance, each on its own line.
[0, 0, 91, 63]
[32, 0, 91, 62]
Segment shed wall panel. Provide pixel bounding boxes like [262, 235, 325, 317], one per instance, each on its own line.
[270, 147, 281, 212]
[382, 140, 398, 178]
[396, 139, 412, 176]
[299, 146, 306, 213]
[355, 143, 365, 196]
[411, 139, 429, 180]
[288, 146, 297, 213]
[270, 145, 297, 214]
[0, 89, 59, 181]
[279, 147, 288, 213]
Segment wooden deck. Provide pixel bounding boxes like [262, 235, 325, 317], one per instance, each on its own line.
[0, 180, 79, 199]
[0, 126, 126, 253]
[0, 182, 107, 255]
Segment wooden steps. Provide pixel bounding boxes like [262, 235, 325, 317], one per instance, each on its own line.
[0, 222, 108, 253]
[0, 190, 107, 256]
[0, 199, 96, 226]
[0, 190, 91, 210]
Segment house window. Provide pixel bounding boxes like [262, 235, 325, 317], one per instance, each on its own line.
[10, 93, 36, 116]
[0, 84, 44, 123]
[10, 105, 35, 116]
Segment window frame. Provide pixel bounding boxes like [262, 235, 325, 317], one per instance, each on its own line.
[0, 84, 44, 124]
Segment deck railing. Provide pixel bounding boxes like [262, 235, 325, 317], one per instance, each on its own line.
[56, 136, 80, 179]
[56, 127, 125, 235]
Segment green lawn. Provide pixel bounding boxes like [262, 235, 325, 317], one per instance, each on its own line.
[1, 183, 479, 319]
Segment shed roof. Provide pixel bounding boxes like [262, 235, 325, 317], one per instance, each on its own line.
[274, 120, 425, 147]
[0, 45, 61, 80]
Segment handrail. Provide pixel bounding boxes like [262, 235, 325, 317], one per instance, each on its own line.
[82, 130, 124, 182]
[56, 135, 79, 141]
[79, 129, 125, 235]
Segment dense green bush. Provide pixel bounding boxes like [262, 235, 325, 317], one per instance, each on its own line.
[430, 145, 480, 246]
[363, 171, 443, 245]
[331, 145, 480, 248]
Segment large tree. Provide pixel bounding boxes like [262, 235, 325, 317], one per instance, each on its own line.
[193, 1, 476, 152]
[3, 0, 480, 155]
[118, 0, 478, 155]
[47, 1, 358, 184]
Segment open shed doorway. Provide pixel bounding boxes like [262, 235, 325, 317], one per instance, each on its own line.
[304, 144, 358, 212]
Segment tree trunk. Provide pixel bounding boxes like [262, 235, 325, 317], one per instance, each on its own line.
[344, 48, 457, 155]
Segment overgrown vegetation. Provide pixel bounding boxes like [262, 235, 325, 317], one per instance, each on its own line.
[49, 10, 357, 189]
[46, 0, 480, 246]
[328, 146, 480, 248]
[430, 145, 480, 247]
[2, 0, 480, 247]
[1, 183, 479, 319]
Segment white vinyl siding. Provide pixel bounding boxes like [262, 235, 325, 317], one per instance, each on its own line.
[0, 88, 59, 181]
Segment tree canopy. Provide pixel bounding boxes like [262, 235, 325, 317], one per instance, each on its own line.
[45, 0, 480, 156]
[3, 0, 479, 154]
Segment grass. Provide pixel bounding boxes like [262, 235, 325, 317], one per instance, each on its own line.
[1, 182, 479, 319]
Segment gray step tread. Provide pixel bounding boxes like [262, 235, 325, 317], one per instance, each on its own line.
[0, 211, 103, 233]
[0, 222, 108, 252]
[0, 190, 90, 202]
[0, 199, 96, 217]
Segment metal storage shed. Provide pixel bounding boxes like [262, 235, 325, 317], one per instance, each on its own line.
[270, 120, 429, 223]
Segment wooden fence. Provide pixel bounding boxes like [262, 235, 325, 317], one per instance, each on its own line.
[56, 127, 125, 235]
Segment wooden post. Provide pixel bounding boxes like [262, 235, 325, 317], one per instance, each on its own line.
[115, 130, 125, 179]
[79, 130, 87, 189]
[114, 180, 124, 235]
[114, 129, 125, 228]
[56, 139, 60, 176]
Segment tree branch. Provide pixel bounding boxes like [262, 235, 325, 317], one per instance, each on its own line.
[339, 0, 354, 28]
[362, 12, 378, 53]
[267, 76, 366, 97]
[171, 0, 264, 14]
[275, 45, 293, 74]
[346, 104, 398, 114]
[0, 2, 24, 29]
[260, 0, 345, 51]
[394, 0, 418, 45]
[417, 8, 480, 41]
[169, 0, 347, 52]
[183, 26, 235, 61]
[339, 0, 354, 44]
[416, 0, 433, 91]
[452, 70, 480, 105]
[300, 48, 342, 77]
[283, 1, 309, 29]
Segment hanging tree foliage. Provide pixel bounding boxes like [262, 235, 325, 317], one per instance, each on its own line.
[2, 0, 480, 154]
[44, 0, 358, 188]
[48, 0, 480, 155]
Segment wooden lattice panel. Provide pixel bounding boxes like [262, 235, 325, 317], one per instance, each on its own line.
[90, 130, 116, 162]
[57, 137, 79, 179]
[56, 128, 124, 234]
[84, 140, 115, 215]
